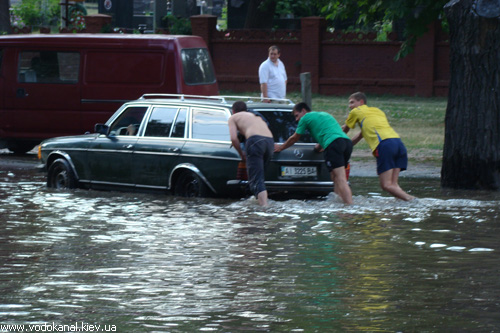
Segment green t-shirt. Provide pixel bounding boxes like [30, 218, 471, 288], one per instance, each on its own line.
[296, 111, 349, 148]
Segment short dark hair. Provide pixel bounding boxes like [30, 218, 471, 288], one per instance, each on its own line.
[350, 92, 367, 104]
[232, 101, 247, 113]
[293, 102, 311, 113]
[269, 45, 280, 53]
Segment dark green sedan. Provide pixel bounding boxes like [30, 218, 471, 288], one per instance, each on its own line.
[38, 95, 336, 198]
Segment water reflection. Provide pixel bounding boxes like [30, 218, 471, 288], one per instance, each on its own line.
[1, 174, 500, 332]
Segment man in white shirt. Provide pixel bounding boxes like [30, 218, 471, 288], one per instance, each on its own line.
[259, 45, 287, 102]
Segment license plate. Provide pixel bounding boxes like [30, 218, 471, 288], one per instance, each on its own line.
[281, 166, 317, 177]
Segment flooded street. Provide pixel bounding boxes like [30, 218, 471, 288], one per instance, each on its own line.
[1, 154, 500, 332]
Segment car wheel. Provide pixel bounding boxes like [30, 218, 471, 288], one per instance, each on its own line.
[174, 171, 210, 197]
[47, 158, 77, 189]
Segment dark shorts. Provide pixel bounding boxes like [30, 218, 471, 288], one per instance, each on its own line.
[375, 138, 408, 174]
[246, 135, 274, 196]
[323, 138, 353, 172]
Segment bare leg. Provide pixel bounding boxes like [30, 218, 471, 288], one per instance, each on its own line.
[331, 166, 353, 205]
[379, 168, 415, 201]
[257, 190, 269, 207]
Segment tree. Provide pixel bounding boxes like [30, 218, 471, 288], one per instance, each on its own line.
[441, 0, 500, 189]
[318, 0, 449, 58]
[241, 0, 328, 28]
[0, 0, 11, 33]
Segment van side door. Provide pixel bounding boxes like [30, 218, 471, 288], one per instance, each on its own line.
[7, 50, 82, 138]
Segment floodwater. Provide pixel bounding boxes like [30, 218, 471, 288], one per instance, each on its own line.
[1, 155, 500, 332]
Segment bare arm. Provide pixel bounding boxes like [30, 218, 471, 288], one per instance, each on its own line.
[351, 132, 363, 146]
[228, 117, 246, 161]
[274, 133, 301, 152]
[260, 83, 270, 102]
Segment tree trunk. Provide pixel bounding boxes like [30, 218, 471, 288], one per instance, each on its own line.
[441, 0, 500, 189]
[0, 0, 11, 33]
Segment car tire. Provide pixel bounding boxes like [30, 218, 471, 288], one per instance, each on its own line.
[174, 171, 210, 197]
[47, 158, 77, 189]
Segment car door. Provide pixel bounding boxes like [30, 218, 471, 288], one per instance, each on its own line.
[180, 107, 240, 194]
[133, 106, 187, 189]
[87, 105, 148, 188]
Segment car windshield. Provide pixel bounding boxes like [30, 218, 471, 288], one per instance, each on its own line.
[250, 109, 315, 143]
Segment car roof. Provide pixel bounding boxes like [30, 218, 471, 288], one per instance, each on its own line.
[134, 94, 295, 110]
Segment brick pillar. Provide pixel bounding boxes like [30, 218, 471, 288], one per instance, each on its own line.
[190, 15, 218, 52]
[414, 21, 437, 97]
[301, 17, 326, 94]
[84, 14, 112, 33]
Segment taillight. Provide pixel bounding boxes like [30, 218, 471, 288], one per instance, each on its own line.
[236, 161, 248, 180]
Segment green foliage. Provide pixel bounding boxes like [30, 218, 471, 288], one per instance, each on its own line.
[318, 0, 449, 59]
[217, 6, 228, 30]
[162, 15, 192, 35]
[11, 0, 60, 27]
[272, 0, 329, 18]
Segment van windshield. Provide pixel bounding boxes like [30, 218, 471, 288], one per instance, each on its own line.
[181, 48, 216, 85]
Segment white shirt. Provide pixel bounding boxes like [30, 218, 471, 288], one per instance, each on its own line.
[258, 58, 287, 99]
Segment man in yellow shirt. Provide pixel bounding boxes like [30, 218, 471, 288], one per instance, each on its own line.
[343, 92, 415, 201]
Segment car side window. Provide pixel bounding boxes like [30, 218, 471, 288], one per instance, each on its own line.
[18, 51, 80, 84]
[192, 109, 230, 141]
[171, 108, 187, 138]
[144, 107, 179, 137]
[109, 106, 148, 136]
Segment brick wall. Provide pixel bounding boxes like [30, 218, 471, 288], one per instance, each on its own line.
[191, 15, 449, 97]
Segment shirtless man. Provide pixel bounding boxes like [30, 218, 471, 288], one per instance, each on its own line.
[228, 101, 274, 206]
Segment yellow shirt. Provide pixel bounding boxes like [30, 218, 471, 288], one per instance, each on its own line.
[345, 105, 400, 152]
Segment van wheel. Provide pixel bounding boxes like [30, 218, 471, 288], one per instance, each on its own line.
[174, 171, 209, 197]
[7, 142, 35, 154]
[47, 158, 77, 189]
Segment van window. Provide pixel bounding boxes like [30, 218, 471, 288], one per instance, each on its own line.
[181, 48, 216, 85]
[109, 106, 148, 136]
[144, 107, 179, 137]
[18, 51, 80, 84]
[192, 109, 229, 141]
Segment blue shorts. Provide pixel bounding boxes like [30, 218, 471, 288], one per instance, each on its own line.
[374, 138, 408, 174]
[323, 138, 353, 172]
[246, 135, 274, 196]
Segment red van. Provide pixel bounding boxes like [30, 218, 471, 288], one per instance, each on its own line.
[0, 34, 219, 153]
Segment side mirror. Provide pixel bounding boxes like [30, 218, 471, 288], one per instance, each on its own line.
[94, 124, 109, 135]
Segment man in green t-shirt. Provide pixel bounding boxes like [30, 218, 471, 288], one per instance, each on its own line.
[274, 102, 353, 204]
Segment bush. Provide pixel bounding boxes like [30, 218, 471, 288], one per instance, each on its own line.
[161, 15, 191, 35]
[11, 0, 60, 27]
